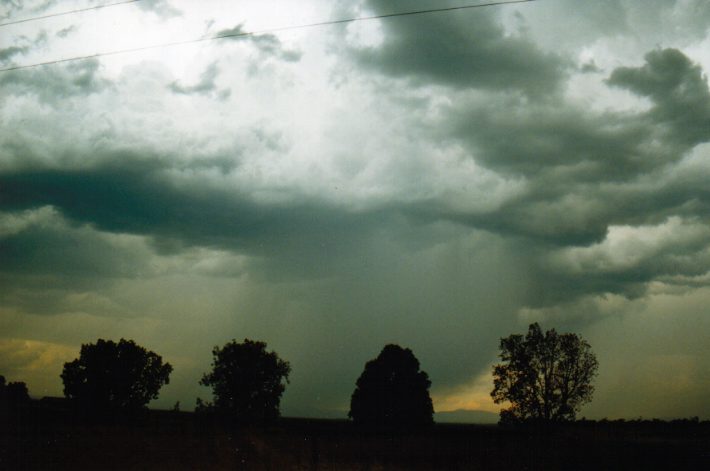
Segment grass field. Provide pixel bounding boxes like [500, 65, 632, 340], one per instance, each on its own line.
[3, 407, 709, 470]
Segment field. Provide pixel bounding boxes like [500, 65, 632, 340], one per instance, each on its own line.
[2, 406, 709, 470]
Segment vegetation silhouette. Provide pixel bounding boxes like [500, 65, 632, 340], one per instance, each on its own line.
[491, 323, 598, 423]
[0, 375, 30, 415]
[349, 344, 434, 428]
[199, 338, 291, 424]
[3, 337, 710, 470]
[61, 338, 172, 416]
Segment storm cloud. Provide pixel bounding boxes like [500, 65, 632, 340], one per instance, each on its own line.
[1, 0, 710, 420]
[352, 0, 567, 96]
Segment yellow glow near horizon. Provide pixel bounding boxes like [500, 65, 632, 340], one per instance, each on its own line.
[432, 371, 500, 414]
[0, 338, 76, 398]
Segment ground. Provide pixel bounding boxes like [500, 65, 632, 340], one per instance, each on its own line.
[2, 405, 709, 470]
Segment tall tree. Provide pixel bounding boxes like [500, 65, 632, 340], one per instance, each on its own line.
[61, 339, 172, 412]
[199, 339, 291, 423]
[491, 323, 598, 423]
[349, 344, 434, 427]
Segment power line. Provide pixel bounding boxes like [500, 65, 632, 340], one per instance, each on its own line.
[0, 0, 536, 73]
[0, 0, 143, 28]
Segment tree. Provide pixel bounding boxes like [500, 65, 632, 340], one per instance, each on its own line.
[199, 339, 291, 423]
[349, 344, 434, 427]
[0, 375, 30, 413]
[61, 338, 172, 412]
[491, 323, 598, 423]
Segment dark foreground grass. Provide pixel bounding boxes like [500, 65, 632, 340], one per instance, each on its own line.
[2, 407, 709, 470]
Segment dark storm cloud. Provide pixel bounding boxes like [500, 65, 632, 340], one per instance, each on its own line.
[0, 217, 145, 279]
[535, 244, 710, 309]
[442, 49, 710, 242]
[608, 48, 710, 147]
[351, 0, 567, 95]
[451, 99, 650, 179]
[455, 48, 710, 179]
[0, 152, 391, 274]
[406, 47, 710, 309]
[0, 59, 108, 103]
[0, 157, 529, 397]
[0, 207, 154, 315]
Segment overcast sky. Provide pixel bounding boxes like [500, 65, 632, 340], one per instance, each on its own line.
[1, 0, 710, 421]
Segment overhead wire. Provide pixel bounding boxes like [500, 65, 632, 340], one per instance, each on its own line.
[0, 0, 143, 28]
[0, 0, 536, 73]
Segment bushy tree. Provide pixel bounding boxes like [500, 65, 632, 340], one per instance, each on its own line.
[491, 323, 598, 423]
[349, 344, 434, 427]
[0, 375, 30, 413]
[61, 338, 172, 412]
[199, 339, 291, 423]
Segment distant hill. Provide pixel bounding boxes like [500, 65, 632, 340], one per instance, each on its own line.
[435, 409, 499, 424]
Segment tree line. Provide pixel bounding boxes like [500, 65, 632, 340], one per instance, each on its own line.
[2, 323, 599, 426]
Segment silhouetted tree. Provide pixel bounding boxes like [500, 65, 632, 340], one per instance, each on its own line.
[199, 339, 291, 423]
[61, 338, 172, 413]
[349, 344, 434, 427]
[491, 323, 598, 423]
[0, 375, 30, 413]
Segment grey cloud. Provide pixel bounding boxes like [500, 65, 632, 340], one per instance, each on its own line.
[0, 208, 155, 315]
[350, 0, 567, 95]
[0, 0, 55, 22]
[621, 0, 710, 44]
[0, 59, 109, 103]
[0, 46, 29, 62]
[580, 60, 602, 74]
[423, 48, 710, 308]
[0, 30, 47, 64]
[0, 215, 148, 280]
[135, 0, 182, 19]
[169, 62, 229, 99]
[215, 24, 247, 38]
[451, 99, 650, 179]
[56, 25, 77, 38]
[608, 48, 710, 147]
[0, 1, 22, 21]
[518, 0, 710, 58]
[250, 34, 302, 62]
[442, 169, 710, 307]
[443, 49, 710, 242]
[0, 153, 391, 275]
[2, 0, 709, 422]
[0, 156, 532, 405]
[216, 25, 302, 62]
[513, 0, 627, 53]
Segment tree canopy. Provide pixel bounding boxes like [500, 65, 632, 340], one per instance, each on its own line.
[61, 338, 172, 412]
[0, 375, 30, 414]
[199, 338, 291, 423]
[349, 344, 434, 427]
[491, 323, 598, 423]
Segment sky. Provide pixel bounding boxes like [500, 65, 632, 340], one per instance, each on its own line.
[1, 0, 710, 422]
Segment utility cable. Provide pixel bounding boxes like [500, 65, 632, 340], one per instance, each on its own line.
[0, 0, 536, 73]
[0, 0, 143, 28]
